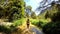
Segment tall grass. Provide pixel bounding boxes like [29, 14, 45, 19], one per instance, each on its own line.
[30, 18, 49, 28]
[13, 18, 26, 26]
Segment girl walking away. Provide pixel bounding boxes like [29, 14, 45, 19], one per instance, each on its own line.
[26, 19, 30, 29]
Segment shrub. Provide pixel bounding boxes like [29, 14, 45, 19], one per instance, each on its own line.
[42, 22, 60, 34]
[31, 21, 43, 28]
[0, 25, 17, 34]
[13, 20, 22, 27]
[13, 18, 25, 26]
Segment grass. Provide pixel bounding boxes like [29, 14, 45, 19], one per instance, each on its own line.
[0, 24, 17, 34]
[0, 18, 26, 34]
[0, 18, 51, 34]
[13, 18, 26, 26]
[30, 18, 50, 28]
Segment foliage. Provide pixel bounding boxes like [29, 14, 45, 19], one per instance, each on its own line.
[42, 22, 60, 34]
[13, 18, 26, 26]
[31, 21, 43, 28]
[31, 19, 48, 28]
[0, 0, 25, 22]
[26, 6, 32, 11]
[0, 25, 17, 34]
[38, 11, 47, 19]
[51, 4, 60, 22]
[40, 2, 60, 34]
[45, 2, 58, 19]
[25, 12, 29, 18]
[31, 12, 36, 19]
[25, 6, 32, 18]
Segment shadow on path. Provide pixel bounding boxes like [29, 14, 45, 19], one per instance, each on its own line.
[30, 26, 44, 34]
[22, 26, 44, 34]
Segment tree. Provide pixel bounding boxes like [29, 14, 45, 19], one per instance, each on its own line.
[0, 0, 25, 22]
[25, 6, 32, 18]
[45, 10, 49, 19]
[37, 0, 60, 34]
[44, 2, 60, 22]
[31, 12, 36, 19]
[51, 4, 60, 22]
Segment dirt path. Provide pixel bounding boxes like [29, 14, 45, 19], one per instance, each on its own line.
[30, 26, 44, 34]
[18, 18, 44, 34]
[22, 26, 44, 34]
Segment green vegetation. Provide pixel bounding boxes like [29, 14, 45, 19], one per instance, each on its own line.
[0, 0, 25, 22]
[40, 1, 60, 34]
[0, 24, 17, 34]
[13, 18, 26, 26]
[42, 22, 60, 34]
[0, 0, 60, 34]
[30, 18, 49, 28]
[31, 12, 37, 19]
